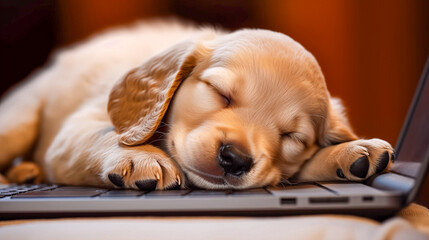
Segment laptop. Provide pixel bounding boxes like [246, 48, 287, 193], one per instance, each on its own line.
[1, 58, 429, 220]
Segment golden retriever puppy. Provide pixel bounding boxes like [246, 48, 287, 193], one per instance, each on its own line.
[0, 21, 394, 190]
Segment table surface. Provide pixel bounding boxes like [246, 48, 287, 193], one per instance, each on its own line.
[0, 203, 428, 240]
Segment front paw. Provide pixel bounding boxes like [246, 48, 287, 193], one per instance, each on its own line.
[6, 161, 43, 184]
[102, 145, 183, 190]
[335, 139, 395, 181]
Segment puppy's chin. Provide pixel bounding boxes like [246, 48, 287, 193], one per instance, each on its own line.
[183, 165, 249, 189]
[184, 168, 229, 189]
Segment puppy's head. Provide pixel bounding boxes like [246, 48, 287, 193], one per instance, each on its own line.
[108, 29, 356, 189]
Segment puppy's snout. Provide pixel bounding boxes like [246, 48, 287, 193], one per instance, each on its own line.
[218, 144, 253, 176]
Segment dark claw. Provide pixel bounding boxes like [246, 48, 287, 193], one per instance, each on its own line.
[350, 155, 369, 178]
[391, 151, 396, 163]
[376, 151, 390, 173]
[108, 173, 124, 187]
[135, 179, 157, 191]
[24, 176, 37, 184]
[336, 168, 346, 179]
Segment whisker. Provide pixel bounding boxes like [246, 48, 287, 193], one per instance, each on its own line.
[152, 131, 168, 136]
[148, 139, 166, 145]
[158, 122, 173, 128]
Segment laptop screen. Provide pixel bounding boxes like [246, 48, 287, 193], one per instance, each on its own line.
[392, 58, 429, 178]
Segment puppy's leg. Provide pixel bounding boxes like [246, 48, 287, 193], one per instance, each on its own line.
[0, 76, 46, 171]
[297, 139, 394, 182]
[45, 98, 183, 190]
[6, 161, 43, 184]
[0, 173, 8, 184]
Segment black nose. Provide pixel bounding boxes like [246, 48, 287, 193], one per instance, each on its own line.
[218, 144, 253, 176]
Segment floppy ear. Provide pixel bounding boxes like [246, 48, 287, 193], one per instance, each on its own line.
[108, 38, 212, 146]
[318, 97, 358, 146]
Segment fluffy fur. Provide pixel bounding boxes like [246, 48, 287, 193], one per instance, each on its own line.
[0, 21, 394, 190]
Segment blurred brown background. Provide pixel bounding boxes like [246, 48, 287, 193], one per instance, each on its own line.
[1, 0, 428, 205]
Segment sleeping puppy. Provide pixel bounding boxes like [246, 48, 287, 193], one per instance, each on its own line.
[0, 21, 394, 190]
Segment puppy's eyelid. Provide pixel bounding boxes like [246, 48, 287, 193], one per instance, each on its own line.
[221, 93, 231, 106]
[280, 132, 294, 138]
[201, 80, 231, 106]
[281, 132, 308, 147]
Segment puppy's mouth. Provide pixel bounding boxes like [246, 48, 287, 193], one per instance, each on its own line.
[185, 166, 225, 185]
[183, 165, 245, 189]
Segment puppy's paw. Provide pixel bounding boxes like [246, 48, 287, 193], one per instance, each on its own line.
[103, 145, 183, 190]
[335, 138, 395, 181]
[6, 162, 43, 184]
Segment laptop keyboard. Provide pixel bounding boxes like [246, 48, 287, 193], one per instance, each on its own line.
[1, 182, 380, 200]
[0, 184, 273, 199]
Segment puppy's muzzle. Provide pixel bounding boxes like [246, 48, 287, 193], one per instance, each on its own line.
[218, 144, 253, 176]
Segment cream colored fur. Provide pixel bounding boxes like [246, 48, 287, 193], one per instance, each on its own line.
[0, 21, 394, 189]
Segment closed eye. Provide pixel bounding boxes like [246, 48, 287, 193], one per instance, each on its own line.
[219, 93, 231, 106]
[281, 132, 307, 147]
[201, 81, 231, 107]
[280, 132, 294, 138]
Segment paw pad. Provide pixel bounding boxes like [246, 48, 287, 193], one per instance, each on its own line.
[108, 173, 124, 187]
[24, 176, 37, 184]
[349, 155, 369, 178]
[376, 151, 390, 173]
[336, 168, 346, 179]
[135, 179, 157, 191]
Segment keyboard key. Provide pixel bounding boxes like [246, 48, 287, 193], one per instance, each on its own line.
[36, 185, 60, 191]
[11, 190, 102, 198]
[54, 186, 107, 193]
[98, 190, 144, 198]
[0, 184, 51, 196]
[0, 192, 17, 197]
[144, 189, 191, 197]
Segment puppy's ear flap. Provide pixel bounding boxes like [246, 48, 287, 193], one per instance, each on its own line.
[318, 98, 358, 146]
[108, 38, 211, 146]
